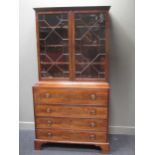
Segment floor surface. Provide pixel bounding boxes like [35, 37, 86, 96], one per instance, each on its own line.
[19, 130, 135, 155]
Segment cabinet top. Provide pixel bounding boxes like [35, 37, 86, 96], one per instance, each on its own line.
[34, 6, 111, 12]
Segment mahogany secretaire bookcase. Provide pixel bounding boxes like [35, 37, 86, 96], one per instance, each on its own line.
[33, 6, 111, 154]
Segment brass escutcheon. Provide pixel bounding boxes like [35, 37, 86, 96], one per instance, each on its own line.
[89, 134, 96, 140]
[90, 122, 96, 127]
[90, 94, 96, 100]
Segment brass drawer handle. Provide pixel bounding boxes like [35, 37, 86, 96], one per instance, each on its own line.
[48, 120, 52, 124]
[90, 109, 96, 115]
[47, 132, 52, 137]
[90, 122, 96, 127]
[46, 108, 51, 113]
[47, 120, 53, 127]
[45, 93, 51, 98]
[89, 134, 96, 140]
[90, 94, 96, 100]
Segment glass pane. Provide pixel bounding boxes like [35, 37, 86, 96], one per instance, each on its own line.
[75, 13, 106, 80]
[38, 14, 69, 79]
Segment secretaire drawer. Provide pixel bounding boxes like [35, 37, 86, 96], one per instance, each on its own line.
[33, 88, 108, 105]
[35, 105, 108, 119]
[36, 129, 107, 143]
[36, 117, 107, 132]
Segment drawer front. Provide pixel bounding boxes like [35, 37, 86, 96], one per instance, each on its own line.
[36, 129, 106, 143]
[35, 105, 108, 119]
[33, 88, 108, 105]
[36, 117, 107, 132]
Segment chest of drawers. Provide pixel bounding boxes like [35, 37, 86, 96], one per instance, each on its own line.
[33, 82, 110, 153]
[33, 6, 111, 154]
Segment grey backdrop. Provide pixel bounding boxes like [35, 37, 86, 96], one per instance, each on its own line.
[19, 0, 135, 134]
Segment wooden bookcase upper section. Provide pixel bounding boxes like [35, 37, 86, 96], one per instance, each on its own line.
[34, 6, 110, 82]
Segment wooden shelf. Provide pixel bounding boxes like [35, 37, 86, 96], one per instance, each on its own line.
[78, 44, 104, 47]
[40, 39, 69, 41]
[40, 26, 68, 29]
[45, 44, 67, 47]
[76, 25, 104, 28]
[76, 62, 105, 65]
[41, 62, 69, 65]
[39, 23, 104, 30]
